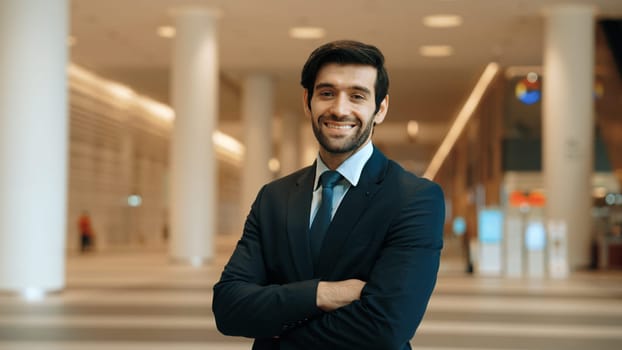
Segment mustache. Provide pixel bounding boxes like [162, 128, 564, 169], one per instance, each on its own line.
[319, 114, 358, 124]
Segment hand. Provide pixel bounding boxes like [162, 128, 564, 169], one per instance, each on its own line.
[316, 279, 366, 312]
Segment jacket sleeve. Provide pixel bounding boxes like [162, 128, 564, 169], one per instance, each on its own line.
[280, 181, 445, 350]
[212, 186, 324, 338]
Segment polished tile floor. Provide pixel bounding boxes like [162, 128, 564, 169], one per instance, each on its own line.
[1, 235, 621, 350]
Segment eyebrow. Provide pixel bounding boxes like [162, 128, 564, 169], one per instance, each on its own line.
[315, 83, 372, 95]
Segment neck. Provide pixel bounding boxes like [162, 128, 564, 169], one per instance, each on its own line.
[318, 140, 371, 170]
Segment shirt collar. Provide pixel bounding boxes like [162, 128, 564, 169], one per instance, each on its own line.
[313, 141, 374, 189]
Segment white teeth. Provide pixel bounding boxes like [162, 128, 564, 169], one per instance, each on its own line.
[326, 123, 353, 129]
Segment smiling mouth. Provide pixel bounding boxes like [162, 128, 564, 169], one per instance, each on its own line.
[324, 121, 356, 129]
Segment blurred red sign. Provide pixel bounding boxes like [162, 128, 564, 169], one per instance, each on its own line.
[509, 191, 546, 207]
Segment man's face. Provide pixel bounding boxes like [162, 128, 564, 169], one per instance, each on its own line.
[304, 63, 388, 158]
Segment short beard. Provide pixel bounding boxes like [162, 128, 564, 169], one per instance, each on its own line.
[312, 115, 375, 155]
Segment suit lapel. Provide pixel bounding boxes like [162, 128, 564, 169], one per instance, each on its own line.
[286, 165, 315, 279]
[315, 148, 389, 276]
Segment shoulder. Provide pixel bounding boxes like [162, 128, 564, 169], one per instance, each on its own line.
[385, 159, 444, 196]
[268, 165, 313, 188]
[257, 165, 313, 199]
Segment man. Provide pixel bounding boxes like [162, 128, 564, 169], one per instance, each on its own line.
[213, 40, 444, 350]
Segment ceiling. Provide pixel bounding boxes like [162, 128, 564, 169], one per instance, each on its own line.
[69, 0, 622, 172]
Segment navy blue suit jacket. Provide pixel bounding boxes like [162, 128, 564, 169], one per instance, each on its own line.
[213, 147, 445, 349]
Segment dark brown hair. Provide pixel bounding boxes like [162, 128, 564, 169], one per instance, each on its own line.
[300, 40, 389, 114]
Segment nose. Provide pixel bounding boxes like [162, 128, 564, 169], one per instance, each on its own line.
[329, 93, 351, 117]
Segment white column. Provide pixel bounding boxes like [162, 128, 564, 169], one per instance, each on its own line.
[170, 8, 219, 265]
[0, 0, 69, 294]
[543, 5, 595, 270]
[241, 74, 274, 214]
[279, 111, 301, 176]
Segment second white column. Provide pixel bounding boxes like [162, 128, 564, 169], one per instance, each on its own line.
[169, 8, 219, 264]
[543, 4, 595, 270]
[241, 74, 274, 215]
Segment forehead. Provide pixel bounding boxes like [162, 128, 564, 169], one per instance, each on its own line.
[314, 63, 377, 90]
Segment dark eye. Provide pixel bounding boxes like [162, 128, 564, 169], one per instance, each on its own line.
[352, 94, 366, 100]
[318, 90, 334, 98]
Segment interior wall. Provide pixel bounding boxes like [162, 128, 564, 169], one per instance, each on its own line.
[66, 69, 242, 252]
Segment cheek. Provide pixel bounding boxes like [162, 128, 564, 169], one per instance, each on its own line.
[359, 108, 377, 123]
[311, 102, 330, 117]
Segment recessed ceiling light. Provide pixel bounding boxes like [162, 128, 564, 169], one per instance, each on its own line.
[157, 26, 176, 38]
[423, 15, 463, 28]
[289, 26, 326, 40]
[419, 45, 454, 57]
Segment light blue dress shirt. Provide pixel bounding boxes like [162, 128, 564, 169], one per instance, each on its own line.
[309, 142, 374, 228]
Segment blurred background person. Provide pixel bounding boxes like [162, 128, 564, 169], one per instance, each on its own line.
[78, 211, 94, 252]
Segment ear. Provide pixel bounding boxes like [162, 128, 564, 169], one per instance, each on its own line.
[373, 95, 389, 125]
[302, 89, 312, 118]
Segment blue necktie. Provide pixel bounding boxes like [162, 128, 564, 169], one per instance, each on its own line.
[310, 170, 342, 264]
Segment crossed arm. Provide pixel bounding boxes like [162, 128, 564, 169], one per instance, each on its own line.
[317, 279, 366, 312]
[212, 182, 444, 349]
